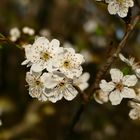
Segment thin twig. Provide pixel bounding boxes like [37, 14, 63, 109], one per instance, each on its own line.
[88, 14, 140, 99]
[64, 14, 140, 139]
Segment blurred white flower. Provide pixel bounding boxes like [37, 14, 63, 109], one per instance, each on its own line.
[42, 72, 78, 102]
[83, 20, 97, 33]
[73, 72, 90, 91]
[119, 53, 140, 78]
[22, 26, 35, 36]
[39, 29, 51, 37]
[57, 48, 85, 79]
[99, 68, 137, 105]
[26, 71, 48, 101]
[81, 50, 94, 63]
[9, 27, 21, 42]
[129, 89, 140, 120]
[22, 37, 62, 72]
[105, 0, 134, 18]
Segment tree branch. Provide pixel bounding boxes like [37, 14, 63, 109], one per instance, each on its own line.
[88, 14, 140, 99]
[65, 14, 140, 139]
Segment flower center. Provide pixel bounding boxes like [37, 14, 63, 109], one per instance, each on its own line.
[35, 80, 42, 86]
[41, 51, 50, 61]
[63, 60, 71, 68]
[59, 81, 65, 87]
[115, 82, 124, 91]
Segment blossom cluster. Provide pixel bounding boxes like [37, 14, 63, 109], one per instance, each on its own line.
[22, 37, 90, 103]
[96, 0, 134, 18]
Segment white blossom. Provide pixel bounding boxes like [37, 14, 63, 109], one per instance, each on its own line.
[22, 37, 62, 72]
[105, 0, 134, 18]
[73, 72, 90, 91]
[22, 26, 35, 36]
[22, 37, 87, 103]
[99, 68, 137, 105]
[119, 53, 140, 78]
[39, 29, 51, 37]
[83, 20, 97, 33]
[129, 89, 140, 120]
[42, 72, 78, 102]
[57, 48, 85, 79]
[9, 27, 21, 42]
[26, 71, 48, 101]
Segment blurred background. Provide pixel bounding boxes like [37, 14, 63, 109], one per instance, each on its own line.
[0, 0, 140, 139]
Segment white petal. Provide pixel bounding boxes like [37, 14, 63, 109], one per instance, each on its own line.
[121, 87, 136, 99]
[109, 90, 122, 105]
[41, 73, 63, 89]
[26, 72, 34, 84]
[31, 63, 44, 72]
[122, 75, 137, 87]
[74, 53, 85, 64]
[119, 53, 130, 64]
[129, 109, 139, 120]
[94, 90, 109, 104]
[78, 83, 89, 91]
[31, 70, 42, 77]
[33, 37, 49, 49]
[99, 80, 115, 92]
[64, 47, 75, 54]
[73, 72, 90, 91]
[38, 92, 48, 102]
[48, 90, 63, 103]
[49, 39, 60, 51]
[135, 69, 140, 78]
[46, 61, 58, 72]
[110, 68, 123, 83]
[63, 67, 83, 79]
[107, 2, 119, 15]
[21, 60, 30, 65]
[29, 86, 42, 98]
[125, 0, 134, 7]
[63, 85, 78, 101]
[78, 72, 90, 82]
[117, 6, 128, 18]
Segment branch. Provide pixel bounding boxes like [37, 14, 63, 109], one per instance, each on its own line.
[88, 14, 140, 99]
[0, 36, 21, 48]
[64, 14, 140, 139]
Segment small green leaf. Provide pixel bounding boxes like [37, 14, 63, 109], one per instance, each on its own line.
[121, 67, 131, 75]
